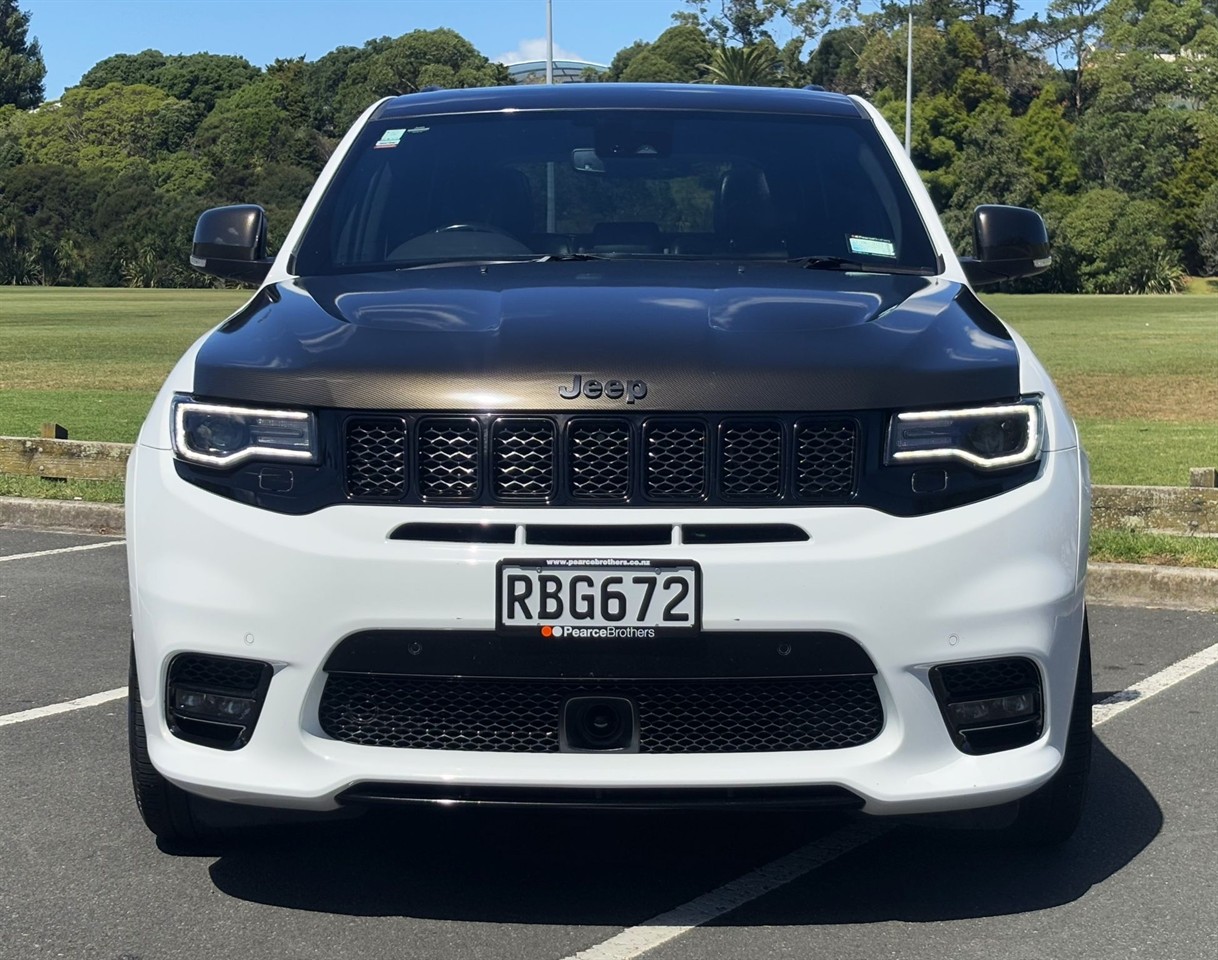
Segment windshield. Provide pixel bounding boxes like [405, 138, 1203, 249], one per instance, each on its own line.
[293, 108, 939, 275]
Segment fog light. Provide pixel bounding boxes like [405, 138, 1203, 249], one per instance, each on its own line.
[171, 688, 257, 724]
[947, 689, 1037, 727]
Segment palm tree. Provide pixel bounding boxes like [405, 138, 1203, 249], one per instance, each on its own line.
[703, 44, 780, 87]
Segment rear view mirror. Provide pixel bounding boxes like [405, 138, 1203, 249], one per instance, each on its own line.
[190, 205, 272, 284]
[572, 148, 605, 173]
[961, 205, 1052, 287]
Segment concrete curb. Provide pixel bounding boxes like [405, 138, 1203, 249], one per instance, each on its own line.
[1086, 561, 1218, 612]
[1, 496, 1214, 611]
[0, 496, 124, 536]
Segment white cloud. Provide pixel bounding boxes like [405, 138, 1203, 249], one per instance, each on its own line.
[495, 37, 585, 65]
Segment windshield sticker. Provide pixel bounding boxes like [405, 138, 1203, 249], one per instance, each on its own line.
[374, 129, 406, 150]
[406, 126, 430, 135]
[848, 235, 897, 258]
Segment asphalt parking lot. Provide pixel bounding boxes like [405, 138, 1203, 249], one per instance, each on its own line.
[2, 527, 1216, 960]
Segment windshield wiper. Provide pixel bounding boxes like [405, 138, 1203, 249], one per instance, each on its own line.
[787, 255, 936, 276]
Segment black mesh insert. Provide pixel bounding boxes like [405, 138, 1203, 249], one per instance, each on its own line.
[937, 658, 1040, 699]
[345, 417, 408, 498]
[569, 420, 631, 500]
[796, 420, 857, 500]
[646, 420, 707, 500]
[418, 418, 480, 499]
[721, 421, 783, 499]
[168, 654, 265, 693]
[319, 674, 883, 753]
[493, 418, 555, 499]
[342, 414, 859, 506]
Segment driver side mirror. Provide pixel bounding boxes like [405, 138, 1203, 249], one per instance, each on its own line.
[190, 205, 272, 284]
[960, 205, 1052, 287]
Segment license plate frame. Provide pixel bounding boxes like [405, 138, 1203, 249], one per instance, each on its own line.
[496, 558, 702, 639]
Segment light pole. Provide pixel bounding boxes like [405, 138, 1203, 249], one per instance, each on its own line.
[904, 3, 913, 157]
[545, 0, 556, 231]
[546, 0, 554, 85]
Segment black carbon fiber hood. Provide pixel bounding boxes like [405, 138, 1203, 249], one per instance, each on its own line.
[192, 261, 1018, 412]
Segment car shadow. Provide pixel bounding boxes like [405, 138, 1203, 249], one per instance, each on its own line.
[205, 735, 1160, 926]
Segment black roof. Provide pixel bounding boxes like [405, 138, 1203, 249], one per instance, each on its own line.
[373, 83, 863, 121]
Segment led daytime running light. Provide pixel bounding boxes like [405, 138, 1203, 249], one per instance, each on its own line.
[889, 403, 1041, 470]
[172, 398, 316, 468]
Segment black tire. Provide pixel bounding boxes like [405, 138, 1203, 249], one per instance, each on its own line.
[1003, 613, 1093, 846]
[128, 644, 215, 847]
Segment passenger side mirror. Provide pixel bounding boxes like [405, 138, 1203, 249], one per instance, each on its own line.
[960, 205, 1052, 287]
[190, 205, 272, 284]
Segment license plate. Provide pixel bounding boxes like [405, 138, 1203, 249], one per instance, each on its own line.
[497, 559, 701, 638]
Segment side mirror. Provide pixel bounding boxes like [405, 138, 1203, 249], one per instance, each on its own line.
[190, 205, 272, 284]
[960, 205, 1052, 287]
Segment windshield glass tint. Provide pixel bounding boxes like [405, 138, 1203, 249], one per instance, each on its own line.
[294, 109, 938, 274]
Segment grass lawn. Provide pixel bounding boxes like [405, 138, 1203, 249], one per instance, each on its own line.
[1, 287, 1215, 489]
[982, 293, 1217, 487]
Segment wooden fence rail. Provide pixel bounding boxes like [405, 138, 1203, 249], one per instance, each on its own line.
[0, 436, 131, 482]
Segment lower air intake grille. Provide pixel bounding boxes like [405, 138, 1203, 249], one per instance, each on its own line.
[319, 674, 883, 753]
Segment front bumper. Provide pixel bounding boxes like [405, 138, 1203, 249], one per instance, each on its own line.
[128, 443, 1087, 815]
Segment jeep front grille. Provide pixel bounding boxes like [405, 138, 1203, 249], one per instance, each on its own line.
[344, 414, 859, 507]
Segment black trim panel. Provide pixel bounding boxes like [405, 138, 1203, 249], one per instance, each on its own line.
[323, 629, 877, 679]
[336, 781, 865, 811]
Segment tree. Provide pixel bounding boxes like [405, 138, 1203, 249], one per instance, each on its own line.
[1197, 182, 1218, 276]
[704, 43, 781, 85]
[678, 0, 837, 48]
[18, 83, 201, 171]
[1034, 0, 1106, 115]
[1056, 189, 1184, 293]
[331, 29, 510, 130]
[614, 25, 714, 83]
[80, 50, 259, 112]
[0, 0, 44, 108]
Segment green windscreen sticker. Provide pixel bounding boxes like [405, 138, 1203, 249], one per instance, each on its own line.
[374, 129, 406, 149]
[848, 235, 897, 258]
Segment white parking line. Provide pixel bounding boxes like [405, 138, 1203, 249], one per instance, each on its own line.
[0, 540, 125, 563]
[1093, 640, 1218, 725]
[0, 687, 127, 727]
[557, 639, 1218, 960]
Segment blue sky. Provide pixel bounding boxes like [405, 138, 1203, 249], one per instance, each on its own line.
[25, 0, 1055, 101]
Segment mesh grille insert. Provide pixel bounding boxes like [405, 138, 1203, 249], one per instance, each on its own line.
[342, 413, 862, 507]
[345, 417, 408, 499]
[937, 658, 1040, 699]
[796, 420, 857, 500]
[319, 674, 883, 753]
[646, 420, 707, 500]
[569, 420, 631, 500]
[418, 418, 480, 499]
[168, 654, 265, 693]
[721, 421, 784, 499]
[493, 419, 556, 499]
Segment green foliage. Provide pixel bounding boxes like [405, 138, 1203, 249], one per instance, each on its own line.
[0, 0, 44, 108]
[18, 83, 200, 171]
[330, 29, 510, 130]
[80, 50, 258, 111]
[704, 43, 782, 85]
[3, 10, 1216, 295]
[1055, 190, 1186, 294]
[1197, 183, 1218, 276]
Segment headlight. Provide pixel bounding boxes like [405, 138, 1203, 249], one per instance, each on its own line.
[171, 396, 317, 468]
[886, 401, 1042, 470]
